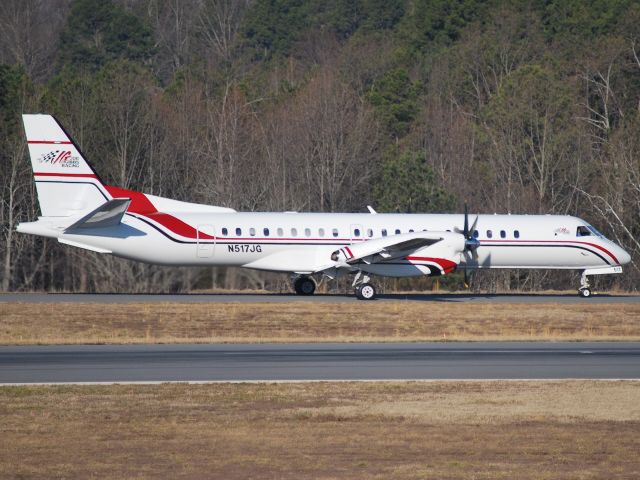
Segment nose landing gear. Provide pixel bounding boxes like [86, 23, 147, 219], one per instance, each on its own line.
[578, 266, 624, 297]
[579, 271, 592, 297]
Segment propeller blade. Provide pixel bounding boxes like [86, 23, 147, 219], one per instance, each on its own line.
[463, 203, 469, 238]
[469, 215, 479, 239]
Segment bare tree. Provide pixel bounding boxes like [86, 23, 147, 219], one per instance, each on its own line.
[198, 0, 251, 63]
[0, 0, 70, 81]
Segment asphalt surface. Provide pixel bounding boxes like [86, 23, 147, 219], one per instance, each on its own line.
[1, 343, 639, 384]
[1, 292, 639, 304]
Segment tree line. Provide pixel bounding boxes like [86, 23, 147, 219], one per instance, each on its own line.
[0, 0, 639, 293]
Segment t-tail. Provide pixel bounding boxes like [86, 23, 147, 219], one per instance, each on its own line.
[18, 115, 130, 241]
[23, 114, 113, 216]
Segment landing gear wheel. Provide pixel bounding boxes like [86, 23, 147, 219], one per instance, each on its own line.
[294, 276, 316, 295]
[355, 283, 376, 300]
[579, 287, 592, 298]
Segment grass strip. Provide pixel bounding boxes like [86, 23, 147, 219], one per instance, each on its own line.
[1, 301, 640, 344]
[1, 381, 639, 479]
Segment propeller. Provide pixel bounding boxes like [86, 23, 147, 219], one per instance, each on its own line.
[456, 203, 480, 288]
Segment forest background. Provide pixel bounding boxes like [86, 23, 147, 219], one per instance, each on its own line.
[1, 0, 639, 293]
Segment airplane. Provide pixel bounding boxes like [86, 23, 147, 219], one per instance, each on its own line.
[17, 114, 631, 299]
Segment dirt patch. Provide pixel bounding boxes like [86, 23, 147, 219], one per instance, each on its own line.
[1, 381, 639, 479]
[1, 301, 640, 344]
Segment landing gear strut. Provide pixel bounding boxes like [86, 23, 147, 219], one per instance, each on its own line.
[353, 272, 377, 300]
[578, 271, 592, 298]
[577, 266, 624, 297]
[293, 275, 316, 295]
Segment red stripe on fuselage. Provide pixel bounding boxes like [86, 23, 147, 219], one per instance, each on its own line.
[105, 185, 214, 240]
[484, 239, 619, 265]
[28, 140, 72, 144]
[105, 186, 157, 214]
[145, 212, 215, 240]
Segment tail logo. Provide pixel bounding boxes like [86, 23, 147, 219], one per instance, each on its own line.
[37, 150, 80, 168]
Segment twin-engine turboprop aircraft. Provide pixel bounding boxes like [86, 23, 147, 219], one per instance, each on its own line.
[17, 114, 631, 299]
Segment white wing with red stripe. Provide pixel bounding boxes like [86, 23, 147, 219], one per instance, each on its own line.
[325, 231, 466, 275]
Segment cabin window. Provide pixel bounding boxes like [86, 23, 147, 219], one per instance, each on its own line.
[291, 228, 298, 237]
[263, 228, 269, 236]
[514, 230, 520, 239]
[587, 225, 604, 237]
[381, 229, 387, 237]
[318, 228, 325, 237]
[235, 227, 242, 236]
[486, 230, 493, 239]
[577, 226, 592, 237]
[395, 229, 401, 235]
[304, 228, 311, 237]
[500, 230, 506, 239]
[353, 228, 361, 237]
[221, 228, 228, 236]
[409, 229, 414, 233]
[332, 228, 339, 237]
[277, 227, 283, 237]
[473, 230, 479, 238]
[249, 227, 256, 236]
[367, 228, 373, 237]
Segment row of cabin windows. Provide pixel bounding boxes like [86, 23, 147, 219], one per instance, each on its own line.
[218, 227, 521, 239]
[473, 230, 520, 239]
[220, 227, 341, 238]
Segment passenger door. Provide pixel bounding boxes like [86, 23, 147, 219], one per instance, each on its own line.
[197, 225, 216, 258]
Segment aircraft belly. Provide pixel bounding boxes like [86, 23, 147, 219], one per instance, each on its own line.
[241, 244, 336, 272]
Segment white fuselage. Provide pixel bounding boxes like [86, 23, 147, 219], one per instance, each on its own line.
[27, 210, 628, 276]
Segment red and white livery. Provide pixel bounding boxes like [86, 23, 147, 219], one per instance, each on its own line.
[18, 114, 631, 299]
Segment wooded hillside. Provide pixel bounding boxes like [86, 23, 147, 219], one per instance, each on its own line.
[1, 0, 639, 292]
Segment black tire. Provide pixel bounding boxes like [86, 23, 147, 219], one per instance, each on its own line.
[355, 283, 376, 300]
[579, 288, 592, 298]
[294, 276, 316, 295]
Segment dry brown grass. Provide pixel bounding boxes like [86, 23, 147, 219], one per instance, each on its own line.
[1, 301, 640, 344]
[1, 381, 639, 479]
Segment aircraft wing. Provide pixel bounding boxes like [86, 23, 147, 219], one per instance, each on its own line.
[331, 231, 453, 265]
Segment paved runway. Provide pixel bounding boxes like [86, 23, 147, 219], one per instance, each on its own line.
[1, 343, 639, 384]
[2, 292, 639, 304]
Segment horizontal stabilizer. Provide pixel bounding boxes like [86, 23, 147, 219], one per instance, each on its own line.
[64, 198, 131, 233]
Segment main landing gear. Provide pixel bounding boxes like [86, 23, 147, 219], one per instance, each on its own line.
[293, 275, 316, 295]
[353, 272, 377, 300]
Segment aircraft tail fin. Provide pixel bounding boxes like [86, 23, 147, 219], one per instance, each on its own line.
[22, 114, 112, 217]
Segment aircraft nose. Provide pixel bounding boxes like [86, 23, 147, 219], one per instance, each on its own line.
[617, 245, 631, 265]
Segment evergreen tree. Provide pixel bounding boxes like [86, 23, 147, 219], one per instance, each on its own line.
[57, 0, 154, 72]
[375, 150, 455, 213]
